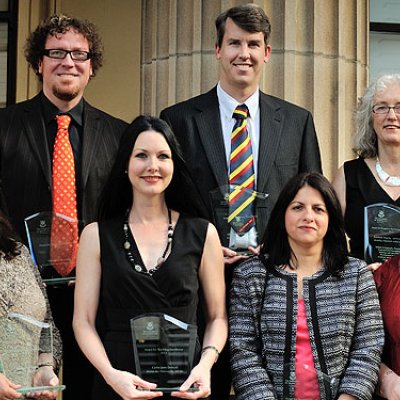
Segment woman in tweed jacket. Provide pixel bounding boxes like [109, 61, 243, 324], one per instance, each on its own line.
[229, 172, 384, 400]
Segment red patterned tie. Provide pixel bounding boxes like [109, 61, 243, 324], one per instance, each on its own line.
[228, 104, 256, 234]
[50, 115, 78, 276]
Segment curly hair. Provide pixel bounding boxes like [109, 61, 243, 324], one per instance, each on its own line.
[215, 3, 271, 47]
[353, 74, 400, 158]
[25, 14, 103, 81]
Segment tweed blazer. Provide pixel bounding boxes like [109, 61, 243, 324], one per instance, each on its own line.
[229, 256, 384, 400]
[0, 93, 127, 242]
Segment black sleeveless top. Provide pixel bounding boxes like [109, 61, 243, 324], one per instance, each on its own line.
[344, 158, 400, 259]
[91, 213, 209, 400]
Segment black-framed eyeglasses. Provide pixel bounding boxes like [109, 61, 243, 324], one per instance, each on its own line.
[372, 104, 400, 115]
[43, 49, 91, 62]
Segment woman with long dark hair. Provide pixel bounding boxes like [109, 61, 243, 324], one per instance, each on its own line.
[230, 172, 384, 400]
[73, 115, 227, 399]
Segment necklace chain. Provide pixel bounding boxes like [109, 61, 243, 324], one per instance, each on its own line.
[123, 209, 174, 276]
[375, 158, 400, 187]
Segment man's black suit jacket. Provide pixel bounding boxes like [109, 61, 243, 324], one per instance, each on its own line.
[0, 93, 128, 242]
[0, 92, 127, 399]
[160, 87, 322, 245]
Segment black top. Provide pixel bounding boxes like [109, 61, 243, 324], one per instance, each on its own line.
[344, 157, 400, 259]
[91, 213, 209, 399]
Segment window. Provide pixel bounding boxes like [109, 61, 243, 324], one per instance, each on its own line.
[370, 0, 400, 81]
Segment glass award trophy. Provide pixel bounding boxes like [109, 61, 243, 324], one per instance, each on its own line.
[364, 203, 400, 263]
[131, 313, 198, 393]
[0, 312, 65, 394]
[283, 363, 339, 400]
[24, 212, 82, 284]
[209, 185, 268, 254]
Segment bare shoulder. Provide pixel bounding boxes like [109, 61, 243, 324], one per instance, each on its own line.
[80, 222, 99, 242]
[204, 222, 222, 246]
[332, 164, 345, 185]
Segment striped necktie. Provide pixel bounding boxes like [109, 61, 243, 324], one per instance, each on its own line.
[228, 104, 256, 234]
[50, 114, 79, 276]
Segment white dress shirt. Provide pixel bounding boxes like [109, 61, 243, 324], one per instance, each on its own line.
[216, 83, 260, 249]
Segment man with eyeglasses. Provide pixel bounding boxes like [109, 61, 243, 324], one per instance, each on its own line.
[0, 14, 127, 399]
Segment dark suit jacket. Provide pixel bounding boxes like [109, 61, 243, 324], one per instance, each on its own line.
[160, 87, 322, 245]
[0, 93, 128, 243]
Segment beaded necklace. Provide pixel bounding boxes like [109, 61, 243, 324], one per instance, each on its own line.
[123, 209, 173, 276]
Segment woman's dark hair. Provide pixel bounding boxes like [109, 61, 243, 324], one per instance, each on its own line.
[98, 115, 207, 220]
[260, 172, 348, 276]
[0, 211, 21, 260]
[25, 14, 103, 80]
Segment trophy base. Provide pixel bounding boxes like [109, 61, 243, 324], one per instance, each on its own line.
[139, 386, 199, 394]
[17, 384, 66, 394]
[43, 277, 75, 285]
[233, 249, 254, 256]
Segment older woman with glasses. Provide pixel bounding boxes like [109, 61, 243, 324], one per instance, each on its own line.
[333, 73, 400, 260]
[332, 74, 400, 399]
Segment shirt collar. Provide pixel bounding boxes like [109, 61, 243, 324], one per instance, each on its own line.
[217, 82, 259, 120]
[40, 91, 84, 126]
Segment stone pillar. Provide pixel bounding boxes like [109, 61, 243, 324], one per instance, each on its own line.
[141, 0, 369, 178]
[141, 0, 220, 114]
[263, 0, 368, 177]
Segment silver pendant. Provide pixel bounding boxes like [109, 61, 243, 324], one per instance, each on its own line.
[124, 241, 131, 250]
[134, 265, 142, 272]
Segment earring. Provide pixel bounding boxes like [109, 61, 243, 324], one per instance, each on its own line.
[124, 170, 128, 174]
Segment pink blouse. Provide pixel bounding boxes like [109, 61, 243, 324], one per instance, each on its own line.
[294, 299, 321, 399]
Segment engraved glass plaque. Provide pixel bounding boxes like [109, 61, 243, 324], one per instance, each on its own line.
[208, 185, 268, 253]
[283, 363, 339, 400]
[0, 312, 65, 394]
[364, 203, 400, 263]
[131, 313, 198, 393]
[24, 212, 82, 284]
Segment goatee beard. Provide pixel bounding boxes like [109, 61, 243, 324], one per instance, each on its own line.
[53, 87, 79, 102]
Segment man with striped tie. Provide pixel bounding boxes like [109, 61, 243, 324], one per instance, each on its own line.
[160, 4, 322, 398]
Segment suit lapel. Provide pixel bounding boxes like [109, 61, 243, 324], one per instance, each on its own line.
[22, 95, 52, 186]
[257, 92, 282, 193]
[81, 102, 100, 189]
[193, 89, 228, 188]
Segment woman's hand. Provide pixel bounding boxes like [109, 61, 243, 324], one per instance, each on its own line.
[171, 364, 211, 399]
[0, 373, 21, 399]
[368, 262, 382, 272]
[25, 365, 59, 399]
[379, 370, 400, 399]
[105, 368, 163, 400]
[222, 246, 249, 265]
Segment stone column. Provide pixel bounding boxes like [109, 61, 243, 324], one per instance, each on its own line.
[141, 0, 368, 178]
[141, 0, 220, 114]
